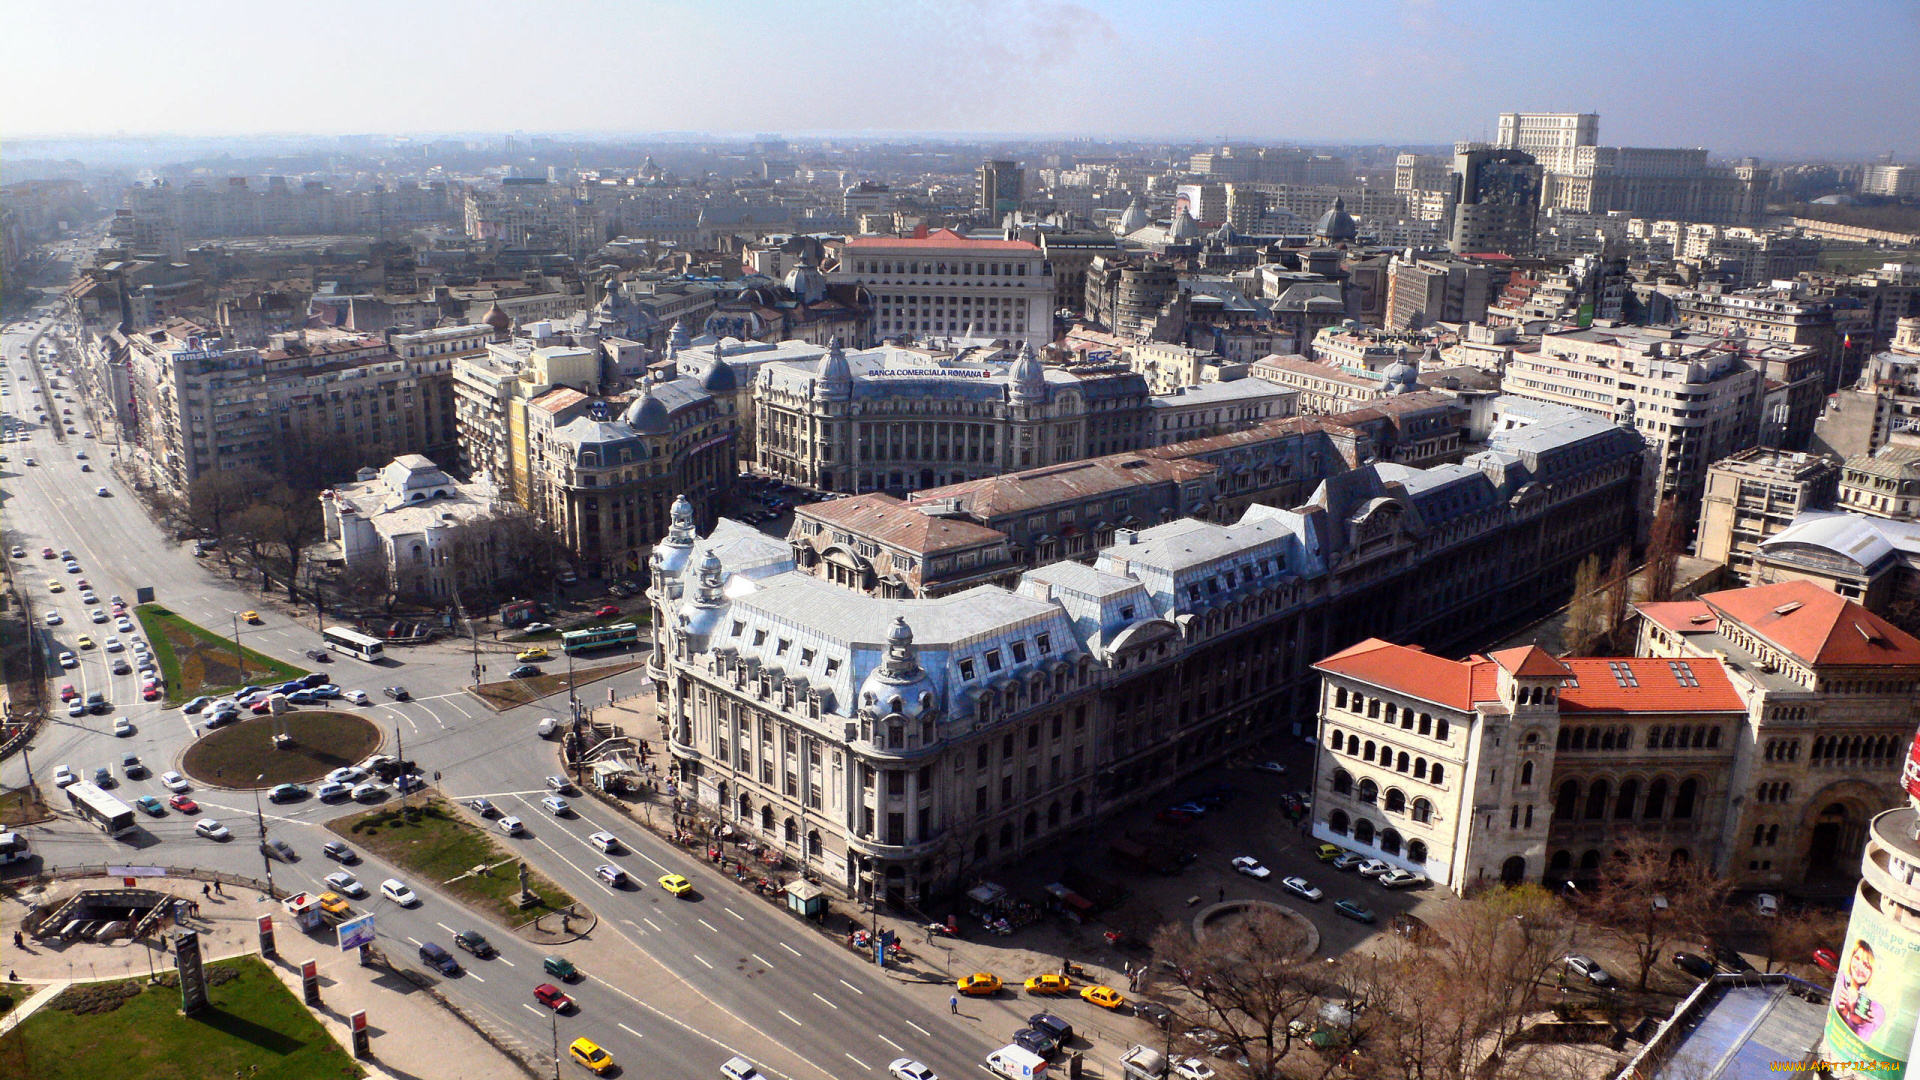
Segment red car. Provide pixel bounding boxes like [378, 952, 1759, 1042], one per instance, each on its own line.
[251, 699, 274, 714]
[594, 605, 621, 618]
[1156, 807, 1197, 825]
[143, 685, 162, 701]
[168, 794, 199, 813]
[532, 983, 573, 1011]
[59, 684, 78, 701]
[74, 579, 89, 590]
[40, 547, 55, 559]
[1812, 948, 1839, 973]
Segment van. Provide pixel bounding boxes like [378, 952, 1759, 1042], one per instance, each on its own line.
[987, 1045, 1049, 1080]
[543, 955, 578, 981]
[417, 941, 460, 975]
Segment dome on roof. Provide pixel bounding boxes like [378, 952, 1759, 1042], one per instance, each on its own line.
[1378, 344, 1424, 394]
[1009, 342, 1046, 403]
[624, 387, 671, 433]
[1167, 208, 1199, 241]
[859, 616, 939, 722]
[784, 252, 826, 304]
[1116, 198, 1149, 235]
[1314, 197, 1358, 241]
[482, 301, 512, 332]
[815, 336, 852, 397]
[700, 359, 737, 394]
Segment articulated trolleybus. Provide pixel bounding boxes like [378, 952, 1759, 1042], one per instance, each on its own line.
[66, 781, 136, 837]
[562, 623, 639, 654]
[323, 626, 386, 662]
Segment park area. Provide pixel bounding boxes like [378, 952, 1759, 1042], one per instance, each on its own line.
[133, 604, 307, 704]
[471, 659, 641, 711]
[330, 796, 575, 922]
[181, 711, 384, 788]
[0, 956, 360, 1079]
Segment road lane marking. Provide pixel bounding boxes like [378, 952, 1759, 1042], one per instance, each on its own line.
[406, 936, 421, 947]
[844, 1053, 870, 1070]
[751, 953, 774, 969]
[694, 954, 713, 969]
[779, 1010, 802, 1026]
[437, 922, 455, 934]
[905, 1020, 930, 1037]
[780, 941, 801, 956]
[523, 1003, 544, 1016]
[498, 957, 514, 967]
[467, 972, 485, 983]
[877, 1034, 902, 1051]
[643, 918, 662, 932]
[724, 907, 744, 921]
[618, 1022, 643, 1038]
[698, 918, 718, 932]
[839, 979, 864, 995]
[811, 992, 838, 1009]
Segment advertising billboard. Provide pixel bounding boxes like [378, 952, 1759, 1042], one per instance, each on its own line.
[1902, 731, 1920, 801]
[337, 914, 376, 952]
[1826, 893, 1920, 1073]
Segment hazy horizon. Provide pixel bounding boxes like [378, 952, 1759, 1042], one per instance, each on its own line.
[5, 0, 1917, 160]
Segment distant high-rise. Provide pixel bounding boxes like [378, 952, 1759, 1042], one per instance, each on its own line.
[1495, 111, 1600, 165]
[978, 160, 1024, 218]
[1449, 146, 1542, 255]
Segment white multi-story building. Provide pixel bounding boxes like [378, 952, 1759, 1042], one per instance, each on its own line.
[832, 229, 1055, 350]
[321, 455, 503, 602]
[1495, 111, 1600, 164]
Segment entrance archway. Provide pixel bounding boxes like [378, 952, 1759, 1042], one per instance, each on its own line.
[1500, 856, 1525, 884]
[1807, 799, 1870, 880]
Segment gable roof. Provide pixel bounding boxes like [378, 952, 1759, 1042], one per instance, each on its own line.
[1636, 600, 1718, 635]
[1701, 580, 1920, 668]
[1556, 657, 1746, 714]
[1489, 645, 1573, 678]
[795, 493, 1006, 555]
[844, 228, 1038, 252]
[1314, 638, 1487, 711]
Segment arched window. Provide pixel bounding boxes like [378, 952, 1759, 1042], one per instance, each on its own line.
[1413, 758, 1427, 780]
[1520, 761, 1535, 786]
[784, 817, 798, 843]
[1406, 839, 1427, 865]
[739, 793, 752, 819]
[1646, 725, 1661, 748]
[1555, 779, 1580, 820]
[1644, 778, 1668, 819]
[1585, 779, 1610, 820]
[1580, 849, 1602, 870]
[1411, 798, 1432, 823]
[1332, 769, 1352, 795]
[1435, 719, 1450, 742]
[1430, 764, 1445, 786]
[761, 805, 775, 831]
[1614, 779, 1639, 820]
[1328, 810, 1350, 835]
[1707, 726, 1721, 748]
[1550, 850, 1572, 871]
[1418, 714, 1431, 736]
[1385, 789, 1406, 813]
[1357, 779, 1378, 805]
[1396, 751, 1410, 773]
[1363, 741, 1377, 762]
[1354, 819, 1375, 845]
[1674, 778, 1699, 820]
[1379, 829, 1402, 856]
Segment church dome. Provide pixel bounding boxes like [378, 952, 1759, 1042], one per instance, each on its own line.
[858, 617, 939, 722]
[482, 301, 512, 333]
[815, 337, 852, 397]
[784, 254, 827, 304]
[1314, 197, 1358, 241]
[1116, 198, 1149, 235]
[624, 388, 671, 433]
[700, 360, 737, 394]
[1167, 208, 1199, 241]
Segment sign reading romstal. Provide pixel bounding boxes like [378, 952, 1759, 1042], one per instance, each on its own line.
[336, 913, 376, 952]
[175, 929, 209, 1013]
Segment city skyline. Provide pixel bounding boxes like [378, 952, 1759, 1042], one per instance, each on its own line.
[4, 0, 1916, 160]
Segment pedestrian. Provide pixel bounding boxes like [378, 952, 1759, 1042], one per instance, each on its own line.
[950, 995, 959, 1014]
[11, 931, 21, 947]
[1217, 886, 1225, 903]
[202, 883, 210, 898]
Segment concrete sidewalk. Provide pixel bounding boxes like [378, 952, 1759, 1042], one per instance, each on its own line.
[0, 979, 69, 1037]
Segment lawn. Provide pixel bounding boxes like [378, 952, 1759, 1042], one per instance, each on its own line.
[472, 660, 641, 711]
[134, 604, 307, 704]
[0, 955, 360, 1079]
[328, 796, 575, 923]
[0, 785, 50, 827]
[181, 712, 383, 788]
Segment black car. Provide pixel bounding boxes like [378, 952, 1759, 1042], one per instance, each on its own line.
[1711, 943, 1757, 974]
[1672, 952, 1715, 979]
[1029, 1012, 1075, 1043]
[1133, 1002, 1172, 1029]
[300, 672, 330, 688]
[383, 686, 409, 701]
[322, 840, 357, 863]
[418, 941, 460, 976]
[305, 649, 332, 662]
[509, 665, 542, 679]
[1012, 1028, 1058, 1057]
[454, 929, 495, 958]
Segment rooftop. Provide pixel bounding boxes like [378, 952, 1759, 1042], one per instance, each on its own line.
[796, 493, 1007, 555]
[843, 228, 1040, 252]
[912, 455, 1215, 519]
[1700, 579, 1920, 668]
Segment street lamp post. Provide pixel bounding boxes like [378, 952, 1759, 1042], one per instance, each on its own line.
[253, 774, 274, 896]
[231, 612, 247, 685]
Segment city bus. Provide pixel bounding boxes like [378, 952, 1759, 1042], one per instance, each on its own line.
[65, 781, 136, 837]
[562, 623, 639, 654]
[322, 626, 387, 662]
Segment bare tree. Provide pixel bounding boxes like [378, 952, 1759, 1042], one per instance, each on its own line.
[332, 557, 395, 613]
[1151, 911, 1331, 1077]
[1603, 546, 1634, 649]
[1564, 554, 1606, 656]
[259, 483, 325, 603]
[1760, 905, 1849, 977]
[1573, 836, 1730, 991]
[1644, 498, 1682, 603]
[187, 464, 270, 550]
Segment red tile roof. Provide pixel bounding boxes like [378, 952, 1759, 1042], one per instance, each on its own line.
[1489, 645, 1572, 678]
[1702, 580, 1920, 668]
[1557, 657, 1745, 714]
[795, 493, 1006, 554]
[844, 228, 1039, 252]
[1315, 638, 1488, 711]
[1636, 601, 1718, 634]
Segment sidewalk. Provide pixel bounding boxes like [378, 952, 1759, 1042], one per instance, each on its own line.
[0, 873, 529, 1079]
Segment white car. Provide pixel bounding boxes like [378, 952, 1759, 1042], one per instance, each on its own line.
[1356, 859, 1392, 878]
[1172, 1059, 1217, 1080]
[43, 612, 62, 626]
[889, 1060, 938, 1080]
[52, 764, 77, 787]
[380, 878, 417, 906]
[103, 637, 123, 652]
[88, 608, 107, 623]
[324, 871, 366, 897]
[195, 819, 231, 840]
[160, 771, 191, 792]
[1280, 876, 1323, 902]
[499, 815, 525, 836]
[58, 651, 77, 668]
[94, 486, 109, 497]
[1754, 893, 1780, 917]
[1251, 760, 1287, 774]
[1231, 856, 1271, 879]
[350, 782, 386, 802]
[588, 831, 620, 853]
[344, 689, 370, 705]
[595, 864, 627, 887]
[327, 766, 368, 785]
[541, 795, 571, 816]
[1378, 868, 1427, 889]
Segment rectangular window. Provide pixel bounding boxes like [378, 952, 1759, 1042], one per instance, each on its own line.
[976, 786, 988, 812]
[1036, 633, 1052, 655]
[1011, 642, 1028, 664]
[959, 659, 976, 681]
[985, 649, 1003, 672]
[1000, 776, 1013, 803]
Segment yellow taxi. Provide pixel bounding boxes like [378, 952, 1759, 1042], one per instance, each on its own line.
[76, 634, 95, 649]
[567, 1036, 616, 1075]
[242, 611, 261, 623]
[318, 892, 352, 917]
[47, 580, 63, 592]
[657, 873, 693, 897]
[1024, 973, 1073, 995]
[1081, 985, 1126, 1010]
[1314, 843, 1344, 862]
[516, 646, 550, 662]
[956, 972, 1002, 996]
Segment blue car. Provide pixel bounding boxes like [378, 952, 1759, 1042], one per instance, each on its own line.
[1171, 801, 1209, 817]
[276, 680, 306, 695]
[310, 684, 341, 699]
[182, 696, 212, 714]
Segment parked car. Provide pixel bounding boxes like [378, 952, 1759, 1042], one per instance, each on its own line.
[1331, 852, 1367, 871]
[1355, 859, 1392, 878]
[956, 972, 1002, 996]
[593, 604, 621, 618]
[1378, 868, 1427, 889]
[468, 796, 498, 817]
[316, 782, 348, 802]
[1280, 876, 1323, 901]
[1333, 899, 1376, 923]
[1230, 856, 1271, 879]
[508, 664, 542, 679]
[1753, 893, 1781, 917]
[268, 783, 307, 802]
[1672, 952, 1715, 979]
[1251, 760, 1287, 774]
[1564, 954, 1614, 987]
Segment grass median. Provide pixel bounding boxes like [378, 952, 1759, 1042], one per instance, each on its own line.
[328, 795, 575, 923]
[0, 955, 360, 1079]
[134, 604, 306, 704]
[472, 659, 642, 711]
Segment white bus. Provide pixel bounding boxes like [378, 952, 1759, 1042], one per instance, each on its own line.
[65, 781, 136, 837]
[322, 626, 386, 662]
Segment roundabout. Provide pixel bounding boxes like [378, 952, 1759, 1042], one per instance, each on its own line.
[179, 710, 384, 788]
[1192, 898, 1322, 958]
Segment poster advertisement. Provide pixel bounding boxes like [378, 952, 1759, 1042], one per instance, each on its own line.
[1826, 895, 1920, 1073]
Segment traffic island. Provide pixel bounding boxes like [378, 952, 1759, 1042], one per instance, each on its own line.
[181, 711, 382, 788]
[327, 796, 578, 925]
[132, 604, 307, 704]
[469, 660, 642, 712]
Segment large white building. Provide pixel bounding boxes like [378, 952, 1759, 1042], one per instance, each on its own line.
[321, 455, 503, 602]
[830, 229, 1055, 350]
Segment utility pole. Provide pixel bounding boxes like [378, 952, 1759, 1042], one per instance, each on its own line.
[550, 1008, 561, 1080]
[394, 721, 407, 810]
[253, 775, 274, 896]
[231, 612, 247, 685]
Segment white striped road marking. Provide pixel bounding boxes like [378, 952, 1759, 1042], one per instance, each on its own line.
[440, 696, 473, 718]
[877, 1034, 902, 1051]
[812, 992, 838, 1009]
[725, 907, 744, 921]
[467, 972, 485, 983]
[498, 957, 514, 967]
[905, 1020, 930, 1037]
[839, 979, 864, 995]
[436, 922, 455, 934]
[619, 1022, 643, 1038]
[698, 918, 718, 931]
[523, 1003, 544, 1016]
[406, 937, 421, 947]
[694, 955, 714, 969]
[779, 1010, 802, 1026]
[751, 953, 774, 969]
[780, 941, 801, 956]
[844, 1053, 870, 1070]
[643, 918, 662, 932]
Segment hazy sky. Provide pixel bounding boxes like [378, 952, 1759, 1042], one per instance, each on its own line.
[6, 0, 1916, 157]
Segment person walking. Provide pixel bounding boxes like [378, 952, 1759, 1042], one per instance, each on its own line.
[950, 995, 960, 1014]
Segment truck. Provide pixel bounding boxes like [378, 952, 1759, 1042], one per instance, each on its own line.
[986, 1045, 1048, 1080]
[0, 832, 30, 865]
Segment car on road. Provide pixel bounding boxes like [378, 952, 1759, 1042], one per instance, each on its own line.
[1013, 1028, 1059, 1056]
[322, 840, 356, 863]
[595, 865, 628, 888]
[350, 782, 386, 802]
[499, 816, 525, 836]
[468, 797, 498, 817]
[508, 664, 542, 679]
[516, 646, 550, 662]
[305, 649, 331, 663]
[593, 605, 621, 618]
[380, 879, 417, 906]
[1333, 899, 1376, 923]
[327, 766, 368, 785]
[46, 580, 63, 593]
[183, 696, 212, 714]
[315, 782, 348, 802]
[541, 795, 571, 816]
[344, 689, 370, 705]
[721, 1056, 763, 1080]
[1564, 954, 1614, 987]
[325, 872, 366, 897]
[588, 831, 620, 853]
[121, 751, 144, 777]
[542, 955, 578, 981]
[522, 622, 553, 633]
[262, 838, 298, 862]
[1081, 985, 1125, 1009]
[1024, 973, 1073, 995]
[658, 873, 694, 897]
[39, 548, 54, 559]
[1231, 856, 1271, 879]
[568, 1038, 615, 1076]
[1355, 859, 1392, 878]
[195, 819, 231, 841]
[91, 766, 115, 788]
[1251, 760, 1287, 774]
[241, 611, 261, 623]
[317, 892, 353, 917]
[161, 771, 190, 792]
[6, 547, 19, 559]
[454, 929, 495, 958]
[269, 783, 307, 802]
[75, 635, 94, 649]
[1172, 1058, 1217, 1080]
[51, 765, 76, 787]
[1378, 868, 1426, 889]
[135, 795, 165, 816]
[168, 794, 198, 813]
[94, 486, 109, 497]
[532, 983, 574, 1012]
[890, 1060, 938, 1080]
[1672, 952, 1715, 979]
[43, 611, 62, 626]
[57, 651, 76, 668]
[67, 700, 87, 718]
[1280, 876, 1323, 901]
[113, 718, 134, 737]
[1331, 852, 1367, 871]
[309, 684, 340, 699]
[383, 686, 408, 700]
[544, 775, 574, 794]
[956, 972, 1001, 995]
[417, 941, 460, 976]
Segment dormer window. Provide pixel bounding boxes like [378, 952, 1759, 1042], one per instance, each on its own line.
[984, 649, 1003, 672]
[959, 659, 976, 681]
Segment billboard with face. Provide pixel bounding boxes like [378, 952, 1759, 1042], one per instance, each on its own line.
[1827, 892, 1920, 1072]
